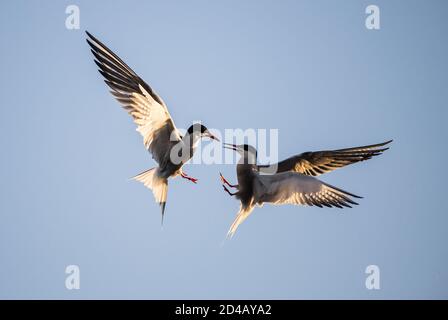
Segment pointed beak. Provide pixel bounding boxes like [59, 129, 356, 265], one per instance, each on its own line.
[223, 143, 237, 151]
[210, 134, 220, 142]
[206, 132, 219, 142]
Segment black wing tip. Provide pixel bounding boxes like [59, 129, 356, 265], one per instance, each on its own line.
[374, 139, 393, 150]
[324, 182, 363, 199]
[85, 31, 109, 54]
[85, 31, 98, 46]
[368, 140, 393, 152]
[85, 30, 95, 40]
[86, 38, 94, 49]
[330, 198, 359, 208]
[337, 139, 394, 153]
[373, 139, 394, 147]
[86, 39, 100, 55]
[375, 139, 393, 146]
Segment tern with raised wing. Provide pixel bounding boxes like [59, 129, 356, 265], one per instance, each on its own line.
[86, 31, 219, 223]
[220, 140, 392, 237]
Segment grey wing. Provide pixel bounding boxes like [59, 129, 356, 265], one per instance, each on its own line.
[258, 140, 392, 176]
[254, 172, 361, 208]
[86, 31, 181, 165]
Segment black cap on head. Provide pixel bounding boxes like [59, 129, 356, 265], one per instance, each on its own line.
[187, 123, 208, 134]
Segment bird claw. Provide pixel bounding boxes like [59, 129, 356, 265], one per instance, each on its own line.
[189, 177, 198, 184]
[220, 172, 231, 185]
[222, 184, 236, 196]
[181, 172, 198, 184]
[219, 172, 237, 188]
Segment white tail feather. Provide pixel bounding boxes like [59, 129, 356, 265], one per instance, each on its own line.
[227, 205, 255, 238]
[132, 168, 168, 217]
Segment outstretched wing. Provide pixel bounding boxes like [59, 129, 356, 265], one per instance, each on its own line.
[227, 172, 362, 238]
[258, 140, 392, 176]
[254, 172, 361, 208]
[86, 31, 181, 165]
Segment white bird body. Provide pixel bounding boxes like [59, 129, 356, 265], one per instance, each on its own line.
[86, 31, 218, 222]
[222, 141, 391, 237]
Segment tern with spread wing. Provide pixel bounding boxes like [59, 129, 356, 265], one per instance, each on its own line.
[220, 140, 392, 237]
[86, 31, 219, 223]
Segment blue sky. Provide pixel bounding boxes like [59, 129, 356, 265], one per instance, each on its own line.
[0, 0, 447, 299]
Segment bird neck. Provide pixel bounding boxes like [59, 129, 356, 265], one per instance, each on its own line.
[239, 153, 257, 166]
[236, 163, 257, 205]
[183, 132, 202, 149]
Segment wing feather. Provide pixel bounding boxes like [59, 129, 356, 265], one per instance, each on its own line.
[86, 31, 181, 164]
[227, 172, 361, 237]
[254, 172, 361, 208]
[258, 140, 392, 176]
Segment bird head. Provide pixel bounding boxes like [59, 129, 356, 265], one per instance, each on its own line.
[223, 143, 257, 164]
[187, 123, 219, 142]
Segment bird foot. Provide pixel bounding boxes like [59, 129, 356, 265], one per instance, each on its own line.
[188, 177, 198, 184]
[181, 172, 198, 184]
[219, 172, 237, 188]
[222, 184, 237, 196]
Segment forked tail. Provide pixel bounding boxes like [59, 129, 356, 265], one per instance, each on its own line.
[132, 167, 168, 224]
[227, 205, 255, 238]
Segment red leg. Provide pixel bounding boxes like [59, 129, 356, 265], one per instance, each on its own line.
[219, 172, 238, 188]
[181, 172, 198, 184]
[222, 184, 237, 196]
